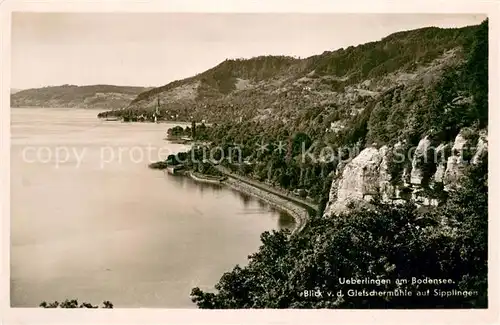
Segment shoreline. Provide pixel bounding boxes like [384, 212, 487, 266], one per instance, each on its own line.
[186, 171, 225, 185]
[186, 170, 309, 235]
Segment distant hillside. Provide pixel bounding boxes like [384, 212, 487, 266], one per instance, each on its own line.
[10, 88, 23, 94]
[11, 84, 150, 109]
[99, 24, 479, 124]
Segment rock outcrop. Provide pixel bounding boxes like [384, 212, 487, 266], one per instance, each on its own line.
[323, 128, 487, 217]
[472, 130, 488, 165]
[378, 145, 395, 202]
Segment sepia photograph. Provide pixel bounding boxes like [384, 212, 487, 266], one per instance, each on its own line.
[2, 1, 496, 321]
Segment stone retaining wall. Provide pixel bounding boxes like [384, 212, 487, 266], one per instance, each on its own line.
[223, 178, 309, 235]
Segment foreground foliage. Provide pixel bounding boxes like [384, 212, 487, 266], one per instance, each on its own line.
[190, 160, 488, 308]
[39, 299, 114, 308]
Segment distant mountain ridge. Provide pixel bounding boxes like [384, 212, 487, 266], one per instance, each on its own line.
[11, 84, 150, 109]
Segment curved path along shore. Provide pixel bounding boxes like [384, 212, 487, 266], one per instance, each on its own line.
[187, 167, 318, 235]
[215, 165, 319, 212]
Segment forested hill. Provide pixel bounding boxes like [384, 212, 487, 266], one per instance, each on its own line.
[11, 84, 149, 109]
[188, 20, 488, 309]
[100, 23, 480, 124]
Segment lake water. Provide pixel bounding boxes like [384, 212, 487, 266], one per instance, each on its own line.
[10, 108, 294, 308]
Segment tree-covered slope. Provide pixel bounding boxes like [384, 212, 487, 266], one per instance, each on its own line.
[185, 20, 488, 308]
[145, 21, 485, 206]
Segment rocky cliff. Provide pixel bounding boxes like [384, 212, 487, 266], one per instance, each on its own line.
[323, 128, 488, 216]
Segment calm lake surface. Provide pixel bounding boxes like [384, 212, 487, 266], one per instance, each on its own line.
[10, 108, 294, 308]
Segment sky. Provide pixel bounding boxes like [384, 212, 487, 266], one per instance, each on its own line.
[11, 13, 486, 90]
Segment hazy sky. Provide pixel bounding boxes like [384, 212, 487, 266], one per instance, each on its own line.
[11, 13, 486, 89]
